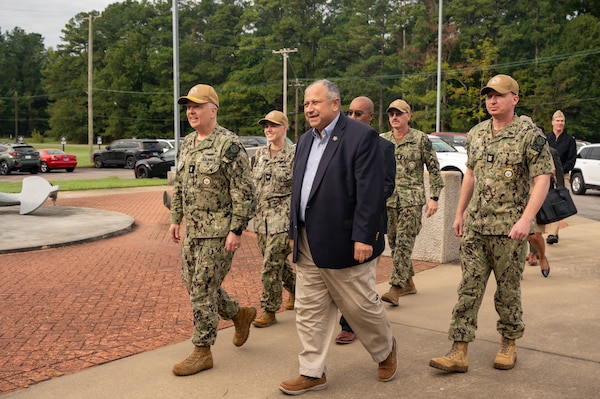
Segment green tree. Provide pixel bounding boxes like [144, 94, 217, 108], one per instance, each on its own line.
[4, 0, 598, 146]
[0, 28, 47, 139]
[530, 13, 600, 141]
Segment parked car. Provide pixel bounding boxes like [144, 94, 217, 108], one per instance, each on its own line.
[570, 143, 600, 195]
[239, 135, 268, 148]
[134, 148, 176, 178]
[0, 142, 40, 175]
[238, 135, 294, 158]
[156, 139, 176, 153]
[576, 139, 590, 152]
[430, 132, 467, 152]
[38, 149, 77, 173]
[93, 139, 163, 169]
[428, 135, 468, 176]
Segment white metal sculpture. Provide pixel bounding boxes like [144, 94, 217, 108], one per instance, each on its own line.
[0, 176, 59, 215]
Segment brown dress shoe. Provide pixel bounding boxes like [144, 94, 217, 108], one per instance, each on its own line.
[279, 374, 327, 395]
[378, 337, 397, 381]
[335, 330, 356, 344]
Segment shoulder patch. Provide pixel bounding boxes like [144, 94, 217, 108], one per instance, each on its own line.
[225, 143, 241, 160]
[531, 136, 546, 152]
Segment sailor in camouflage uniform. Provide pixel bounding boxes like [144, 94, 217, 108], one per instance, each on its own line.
[168, 84, 257, 377]
[430, 75, 553, 373]
[251, 110, 296, 328]
[380, 99, 444, 306]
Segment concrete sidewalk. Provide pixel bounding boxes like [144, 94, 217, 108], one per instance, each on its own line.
[3, 213, 599, 398]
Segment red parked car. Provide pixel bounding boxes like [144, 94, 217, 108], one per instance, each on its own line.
[38, 149, 78, 173]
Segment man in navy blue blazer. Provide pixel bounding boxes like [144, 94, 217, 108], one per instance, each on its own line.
[279, 80, 397, 396]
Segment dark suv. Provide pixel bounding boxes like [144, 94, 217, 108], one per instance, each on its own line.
[0, 142, 40, 175]
[93, 139, 163, 169]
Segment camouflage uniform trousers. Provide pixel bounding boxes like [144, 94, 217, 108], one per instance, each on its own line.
[257, 231, 296, 312]
[448, 229, 527, 342]
[387, 205, 423, 287]
[181, 236, 240, 347]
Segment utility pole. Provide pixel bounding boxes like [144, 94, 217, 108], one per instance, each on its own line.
[272, 48, 297, 115]
[13, 91, 18, 140]
[88, 13, 101, 162]
[292, 79, 304, 144]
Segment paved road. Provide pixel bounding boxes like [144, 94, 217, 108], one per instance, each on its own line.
[571, 190, 600, 221]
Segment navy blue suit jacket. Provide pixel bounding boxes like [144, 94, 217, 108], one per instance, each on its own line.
[289, 113, 385, 269]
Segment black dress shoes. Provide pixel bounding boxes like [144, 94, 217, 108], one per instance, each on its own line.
[541, 257, 550, 278]
[541, 267, 550, 278]
[546, 235, 559, 245]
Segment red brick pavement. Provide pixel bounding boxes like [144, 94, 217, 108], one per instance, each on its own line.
[0, 189, 438, 395]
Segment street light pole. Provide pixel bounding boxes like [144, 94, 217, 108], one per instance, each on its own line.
[87, 13, 101, 163]
[435, 0, 443, 133]
[172, 0, 180, 163]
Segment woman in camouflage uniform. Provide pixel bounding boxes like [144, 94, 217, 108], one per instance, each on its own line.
[251, 111, 297, 328]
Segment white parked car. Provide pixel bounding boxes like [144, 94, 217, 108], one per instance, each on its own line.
[156, 139, 176, 153]
[570, 143, 600, 195]
[428, 135, 468, 176]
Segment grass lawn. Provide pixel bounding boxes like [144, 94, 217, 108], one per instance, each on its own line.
[0, 177, 168, 193]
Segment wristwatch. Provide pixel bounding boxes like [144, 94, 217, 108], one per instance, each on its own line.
[430, 196, 439, 201]
[230, 228, 243, 236]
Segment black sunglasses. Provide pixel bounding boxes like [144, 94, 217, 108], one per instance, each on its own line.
[388, 110, 405, 117]
[346, 110, 364, 117]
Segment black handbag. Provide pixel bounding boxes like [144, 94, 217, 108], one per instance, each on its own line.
[536, 185, 578, 225]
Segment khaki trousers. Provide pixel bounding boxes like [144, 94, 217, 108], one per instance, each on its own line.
[295, 228, 393, 378]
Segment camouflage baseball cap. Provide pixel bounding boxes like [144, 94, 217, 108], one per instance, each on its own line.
[387, 99, 411, 113]
[178, 84, 219, 107]
[481, 74, 519, 96]
[258, 110, 288, 126]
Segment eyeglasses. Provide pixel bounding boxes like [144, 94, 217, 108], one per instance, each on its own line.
[388, 110, 405, 117]
[346, 110, 364, 117]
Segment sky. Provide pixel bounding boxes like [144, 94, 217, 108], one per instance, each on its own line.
[1, 1, 118, 49]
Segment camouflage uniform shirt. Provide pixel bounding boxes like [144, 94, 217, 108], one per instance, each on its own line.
[464, 116, 553, 235]
[252, 142, 295, 235]
[380, 128, 444, 208]
[170, 125, 256, 237]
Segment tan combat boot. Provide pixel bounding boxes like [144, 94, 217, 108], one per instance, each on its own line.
[285, 292, 295, 310]
[232, 306, 256, 347]
[429, 341, 469, 372]
[381, 285, 402, 306]
[252, 310, 277, 328]
[172, 345, 213, 376]
[395, 277, 417, 297]
[382, 278, 417, 306]
[493, 337, 517, 370]
[404, 277, 418, 295]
